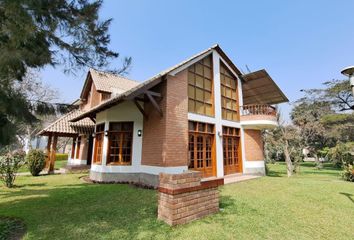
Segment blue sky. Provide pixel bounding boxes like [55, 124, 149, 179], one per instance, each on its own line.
[41, 0, 354, 119]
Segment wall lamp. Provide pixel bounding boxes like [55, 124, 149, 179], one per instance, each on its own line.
[137, 129, 142, 137]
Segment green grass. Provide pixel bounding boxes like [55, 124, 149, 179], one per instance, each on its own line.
[0, 163, 353, 240]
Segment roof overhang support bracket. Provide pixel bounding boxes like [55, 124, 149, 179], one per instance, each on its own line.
[134, 98, 148, 119]
[145, 91, 163, 117]
[89, 116, 96, 124]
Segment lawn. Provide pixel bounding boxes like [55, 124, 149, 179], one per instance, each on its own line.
[18, 160, 67, 173]
[0, 162, 353, 240]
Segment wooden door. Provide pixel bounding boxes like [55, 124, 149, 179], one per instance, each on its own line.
[188, 121, 215, 178]
[223, 126, 242, 175]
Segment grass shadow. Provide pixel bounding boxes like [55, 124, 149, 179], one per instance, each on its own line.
[339, 192, 354, 204]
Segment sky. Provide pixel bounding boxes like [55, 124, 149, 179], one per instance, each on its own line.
[40, 0, 354, 119]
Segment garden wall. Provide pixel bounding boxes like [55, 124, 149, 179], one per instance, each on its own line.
[158, 171, 223, 226]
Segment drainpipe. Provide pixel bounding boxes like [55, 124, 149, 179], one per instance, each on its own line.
[341, 66, 354, 96]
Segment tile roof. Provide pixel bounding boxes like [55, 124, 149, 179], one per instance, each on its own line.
[89, 69, 140, 94]
[38, 110, 95, 136]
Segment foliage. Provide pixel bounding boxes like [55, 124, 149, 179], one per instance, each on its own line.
[0, 0, 130, 146]
[0, 149, 25, 187]
[327, 142, 354, 168]
[26, 149, 46, 176]
[56, 153, 69, 161]
[341, 164, 354, 182]
[300, 79, 353, 111]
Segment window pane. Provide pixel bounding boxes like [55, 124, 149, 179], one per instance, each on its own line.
[188, 85, 195, 99]
[196, 88, 203, 101]
[232, 90, 237, 99]
[110, 123, 121, 131]
[189, 64, 195, 72]
[204, 79, 212, 91]
[226, 88, 232, 98]
[205, 104, 213, 116]
[207, 124, 213, 133]
[195, 75, 203, 88]
[196, 101, 204, 114]
[204, 67, 211, 79]
[188, 100, 195, 112]
[231, 79, 236, 89]
[227, 110, 233, 120]
[196, 63, 203, 75]
[204, 91, 211, 104]
[203, 56, 211, 67]
[188, 72, 195, 85]
[226, 98, 232, 109]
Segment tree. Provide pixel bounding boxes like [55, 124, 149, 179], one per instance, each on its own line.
[300, 79, 353, 111]
[291, 102, 335, 168]
[0, 0, 131, 147]
[263, 113, 302, 177]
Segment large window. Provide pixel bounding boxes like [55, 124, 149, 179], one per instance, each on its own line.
[220, 62, 240, 121]
[93, 123, 105, 164]
[188, 121, 215, 178]
[188, 55, 214, 116]
[223, 126, 242, 175]
[107, 122, 133, 165]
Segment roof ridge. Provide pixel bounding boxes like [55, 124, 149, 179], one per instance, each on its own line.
[89, 68, 139, 84]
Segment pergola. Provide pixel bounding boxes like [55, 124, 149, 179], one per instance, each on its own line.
[37, 110, 95, 173]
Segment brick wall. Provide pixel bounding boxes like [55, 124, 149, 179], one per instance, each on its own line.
[78, 135, 88, 160]
[158, 171, 222, 226]
[244, 129, 264, 161]
[141, 70, 188, 167]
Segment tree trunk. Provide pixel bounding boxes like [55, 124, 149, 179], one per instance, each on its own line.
[284, 139, 293, 177]
[313, 153, 323, 169]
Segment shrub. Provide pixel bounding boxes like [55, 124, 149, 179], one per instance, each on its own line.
[0, 149, 25, 188]
[26, 149, 46, 176]
[56, 153, 68, 161]
[341, 164, 354, 182]
[327, 142, 354, 168]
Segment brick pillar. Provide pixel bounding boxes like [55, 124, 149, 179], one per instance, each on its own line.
[48, 135, 58, 174]
[158, 171, 223, 226]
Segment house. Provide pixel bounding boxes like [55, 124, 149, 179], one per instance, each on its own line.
[39, 44, 288, 186]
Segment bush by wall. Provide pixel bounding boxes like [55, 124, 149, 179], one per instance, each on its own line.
[26, 149, 46, 176]
[0, 150, 25, 188]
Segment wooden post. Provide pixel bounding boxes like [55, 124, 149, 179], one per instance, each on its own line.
[48, 135, 58, 174]
[45, 134, 52, 169]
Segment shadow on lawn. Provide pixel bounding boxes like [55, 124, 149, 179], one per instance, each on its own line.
[339, 192, 354, 204]
[0, 183, 171, 239]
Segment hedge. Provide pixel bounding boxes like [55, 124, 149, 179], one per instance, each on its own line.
[56, 153, 69, 161]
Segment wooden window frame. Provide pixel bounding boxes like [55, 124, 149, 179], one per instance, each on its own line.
[93, 123, 105, 165]
[188, 121, 216, 178]
[106, 122, 134, 166]
[220, 61, 240, 121]
[188, 55, 214, 117]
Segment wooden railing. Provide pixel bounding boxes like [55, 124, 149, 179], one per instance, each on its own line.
[240, 104, 276, 116]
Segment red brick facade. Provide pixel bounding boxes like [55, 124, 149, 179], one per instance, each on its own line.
[158, 171, 221, 226]
[141, 70, 188, 167]
[244, 129, 264, 161]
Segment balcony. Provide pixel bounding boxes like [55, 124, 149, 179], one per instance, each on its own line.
[240, 104, 278, 129]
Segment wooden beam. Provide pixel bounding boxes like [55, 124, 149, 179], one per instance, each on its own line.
[146, 90, 161, 98]
[134, 99, 148, 119]
[45, 134, 52, 169]
[89, 116, 96, 123]
[48, 135, 58, 174]
[146, 91, 163, 117]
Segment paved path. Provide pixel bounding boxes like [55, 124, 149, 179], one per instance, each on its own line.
[223, 174, 261, 184]
[16, 169, 65, 176]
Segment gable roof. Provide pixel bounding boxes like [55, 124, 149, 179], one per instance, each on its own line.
[80, 69, 140, 99]
[38, 110, 95, 136]
[70, 44, 287, 122]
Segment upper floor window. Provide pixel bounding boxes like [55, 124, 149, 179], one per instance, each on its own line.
[220, 62, 240, 121]
[188, 55, 214, 116]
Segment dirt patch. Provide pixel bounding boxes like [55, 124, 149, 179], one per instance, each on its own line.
[0, 216, 26, 240]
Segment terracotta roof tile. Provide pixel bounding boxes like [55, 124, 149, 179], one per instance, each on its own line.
[38, 110, 95, 136]
[89, 69, 140, 94]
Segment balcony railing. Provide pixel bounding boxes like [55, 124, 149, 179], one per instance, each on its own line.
[240, 104, 276, 116]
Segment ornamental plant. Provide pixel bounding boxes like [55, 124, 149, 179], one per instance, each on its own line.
[26, 149, 46, 176]
[0, 149, 25, 188]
